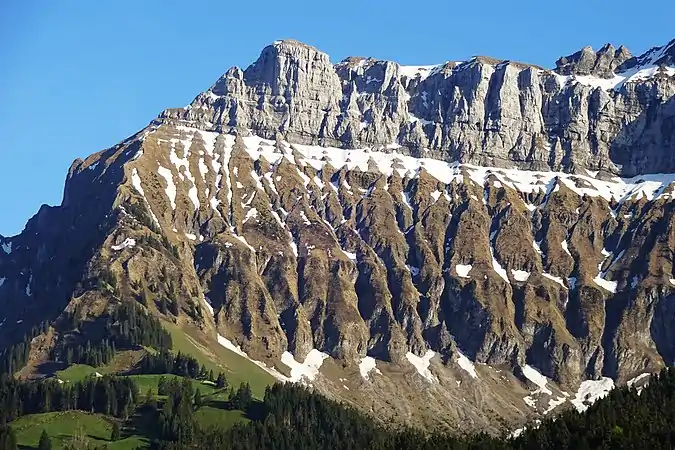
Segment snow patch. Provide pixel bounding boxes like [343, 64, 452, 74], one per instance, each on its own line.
[542, 272, 566, 288]
[405, 350, 437, 382]
[342, 250, 357, 261]
[216, 334, 288, 382]
[25, 274, 32, 297]
[281, 350, 329, 383]
[627, 372, 651, 388]
[112, 238, 136, 251]
[544, 396, 567, 414]
[521, 365, 552, 395]
[157, 167, 177, 210]
[1, 242, 11, 255]
[202, 296, 215, 316]
[561, 240, 571, 256]
[456, 264, 472, 278]
[456, 351, 478, 379]
[398, 64, 438, 80]
[511, 270, 530, 282]
[243, 208, 258, 224]
[359, 356, 382, 380]
[571, 377, 615, 412]
[299, 211, 312, 225]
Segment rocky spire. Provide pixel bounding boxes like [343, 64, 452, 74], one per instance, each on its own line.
[554, 44, 633, 78]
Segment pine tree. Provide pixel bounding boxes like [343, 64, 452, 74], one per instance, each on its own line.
[144, 388, 157, 410]
[215, 372, 226, 389]
[111, 422, 121, 441]
[158, 376, 167, 396]
[194, 389, 203, 409]
[38, 429, 52, 450]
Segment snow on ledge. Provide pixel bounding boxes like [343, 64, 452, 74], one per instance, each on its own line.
[456, 264, 472, 278]
[542, 272, 566, 288]
[627, 372, 651, 388]
[406, 350, 437, 382]
[111, 238, 136, 251]
[359, 356, 382, 380]
[511, 270, 530, 282]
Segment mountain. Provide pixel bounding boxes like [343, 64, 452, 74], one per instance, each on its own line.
[1, 37, 674, 433]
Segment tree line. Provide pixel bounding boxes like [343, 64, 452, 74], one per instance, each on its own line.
[0, 321, 49, 375]
[0, 374, 139, 424]
[57, 301, 172, 368]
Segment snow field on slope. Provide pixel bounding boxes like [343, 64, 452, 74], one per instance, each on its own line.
[456, 351, 478, 379]
[521, 365, 552, 395]
[405, 350, 437, 382]
[158, 126, 675, 219]
[570, 377, 615, 412]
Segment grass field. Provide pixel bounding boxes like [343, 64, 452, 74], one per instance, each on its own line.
[55, 364, 105, 382]
[194, 406, 249, 429]
[127, 374, 225, 398]
[11, 411, 146, 450]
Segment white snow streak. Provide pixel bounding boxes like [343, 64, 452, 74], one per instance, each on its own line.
[456, 351, 478, 379]
[157, 167, 177, 210]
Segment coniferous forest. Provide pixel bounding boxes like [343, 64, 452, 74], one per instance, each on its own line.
[1, 364, 675, 449]
[142, 367, 675, 450]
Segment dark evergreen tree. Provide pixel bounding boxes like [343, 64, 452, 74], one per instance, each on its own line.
[215, 372, 227, 389]
[111, 423, 120, 442]
[38, 429, 52, 450]
[193, 389, 203, 409]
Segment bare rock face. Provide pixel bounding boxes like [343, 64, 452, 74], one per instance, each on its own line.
[162, 38, 675, 178]
[1, 37, 675, 431]
[555, 44, 633, 78]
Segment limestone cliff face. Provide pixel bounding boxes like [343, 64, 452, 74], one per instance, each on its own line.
[1, 37, 675, 430]
[163, 38, 675, 177]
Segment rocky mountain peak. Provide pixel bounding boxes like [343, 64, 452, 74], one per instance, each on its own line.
[4, 36, 675, 432]
[554, 43, 633, 78]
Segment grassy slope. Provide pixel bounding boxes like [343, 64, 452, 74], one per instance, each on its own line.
[164, 322, 275, 398]
[127, 374, 223, 398]
[11, 411, 146, 450]
[54, 324, 275, 399]
[11, 375, 247, 449]
[194, 407, 249, 429]
[13, 320, 274, 448]
[55, 364, 104, 381]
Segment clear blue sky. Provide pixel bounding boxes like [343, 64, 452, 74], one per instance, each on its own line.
[1, 1, 674, 236]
